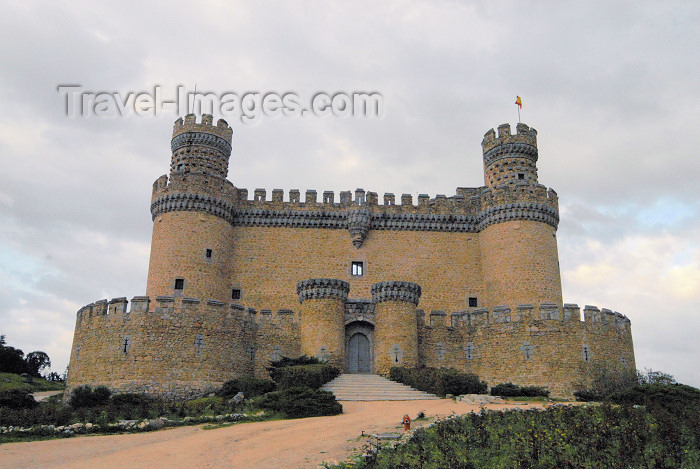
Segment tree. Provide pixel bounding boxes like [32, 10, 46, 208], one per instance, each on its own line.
[638, 367, 676, 386]
[0, 342, 29, 374]
[25, 351, 51, 377]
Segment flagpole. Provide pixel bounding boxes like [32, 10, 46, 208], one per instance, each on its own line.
[517, 106, 520, 123]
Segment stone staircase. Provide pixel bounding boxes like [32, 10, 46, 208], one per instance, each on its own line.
[321, 374, 441, 401]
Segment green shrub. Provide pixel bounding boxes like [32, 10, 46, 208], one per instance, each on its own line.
[489, 382, 521, 397]
[69, 385, 111, 408]
[573, 389, 600, 401]
[217, 376, 276, 398]
[389, 366, 487, 397]
[490, 383, 550, 397]
[0, 390, 37, 409]
[256, 386, 342, 418]
[178, 396, 229, 416]
[270, 364, 340, 390]
[609, 382, 700, 453]
[574, 362, 638, 401]
[609, 382, 700, 407]
[109, 393, 162, 420]
[268, 355, 321, 369]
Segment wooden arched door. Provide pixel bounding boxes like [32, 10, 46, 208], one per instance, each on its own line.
[347, 332, 371, 374]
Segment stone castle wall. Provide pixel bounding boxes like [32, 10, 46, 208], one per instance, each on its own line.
[65, 296, 298, 399]
[66, 293, 633, 399]
[420, 303, 635, 397]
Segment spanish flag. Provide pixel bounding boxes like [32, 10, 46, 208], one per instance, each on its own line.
[515, 96, 522, 109]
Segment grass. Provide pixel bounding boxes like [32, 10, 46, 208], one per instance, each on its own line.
[0, 373, 65, 393]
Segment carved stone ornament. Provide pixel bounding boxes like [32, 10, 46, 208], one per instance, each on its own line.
[347, 206, 371, 248]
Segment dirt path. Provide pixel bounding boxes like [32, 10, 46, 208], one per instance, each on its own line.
[0, 400, 544, 468]
[31, 391, 63, 402]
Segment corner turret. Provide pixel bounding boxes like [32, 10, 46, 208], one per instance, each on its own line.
[482, 123, 538, 189]
[170, 113, 233, 180]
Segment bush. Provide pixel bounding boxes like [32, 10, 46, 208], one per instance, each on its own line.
[270, 364, 340, 390]
[268, 355, 321, 369]
[489, 383, 521, 397]
[490, 383, 550, 398]
[574, 362, 638, 401]
[0, 390, 37, 409]
[389, 366, 487, 397]
[217, 376, 276, 398]
[573, 389, 600, 401]
[109, 393, 162, 420]
[69, 385, 111, 408]
[256, 386, 342, 418]
[178, 396, 230, 416]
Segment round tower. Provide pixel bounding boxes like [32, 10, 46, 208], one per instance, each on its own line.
[146, 114, 236, 303]
[297, 278, 349, 369]
[478, 123, 563, 307]
[372, 281, 421, 374]
[482, 123, 539, 188]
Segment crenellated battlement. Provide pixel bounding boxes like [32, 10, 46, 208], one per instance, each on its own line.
[420, 302, 631, 333]
[74, 296, 298, 328]
[172, 113, 233, 141]
[482, 122, 538, 154]
[150, 180, 560, 232]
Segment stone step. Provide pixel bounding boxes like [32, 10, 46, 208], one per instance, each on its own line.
[321, 374, 440, 401]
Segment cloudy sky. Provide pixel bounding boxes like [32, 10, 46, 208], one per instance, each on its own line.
[1, 1, 698, 387]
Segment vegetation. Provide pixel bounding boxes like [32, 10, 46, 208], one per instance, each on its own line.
[216, 376, 276, 398]
[331, 404, 700, 468]
[266, 355, 341, 390]
[0, 334, 56, 378]
[0, 390, 37, 409]
[68, 385, 112, 408]
[256, 386, 342, 418]
[0, 372, 65, 392]
[490, 382, 550, 398]
[573, 361, 638, 401]
[328, 367, 700, 468]
[389, 366, 487, 397]
[271, 364, 340, 390]
[1, 355, 343, 441]
[608, 382, 700, 459]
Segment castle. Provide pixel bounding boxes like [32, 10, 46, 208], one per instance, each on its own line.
[66, 114, 635, 398]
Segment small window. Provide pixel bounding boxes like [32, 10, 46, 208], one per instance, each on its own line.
[582, 345, 591, 362]
[351, 261, 364, 276]
[465, 342, 475, 360]
[468, 297, 478, 308]
[518, 173, 525, 180]
[521, 341, 534, 361]
[121, 336, 131, 354]
[194, 334, 205, 354]
[232, 289, 241, 300]
[174, 278, 184, 290]
[205, 248, 213, 258]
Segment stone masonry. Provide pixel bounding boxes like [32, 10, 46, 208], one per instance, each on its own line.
[66, 114, 635, 399]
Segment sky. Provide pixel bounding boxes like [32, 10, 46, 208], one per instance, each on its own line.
[0, 0, 698, 388]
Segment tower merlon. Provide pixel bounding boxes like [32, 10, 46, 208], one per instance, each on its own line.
[173, 113, 233, 141]
[482, 122, 537, 153]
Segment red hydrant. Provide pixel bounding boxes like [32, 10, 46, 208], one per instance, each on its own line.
[402, 414, 411, 432]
